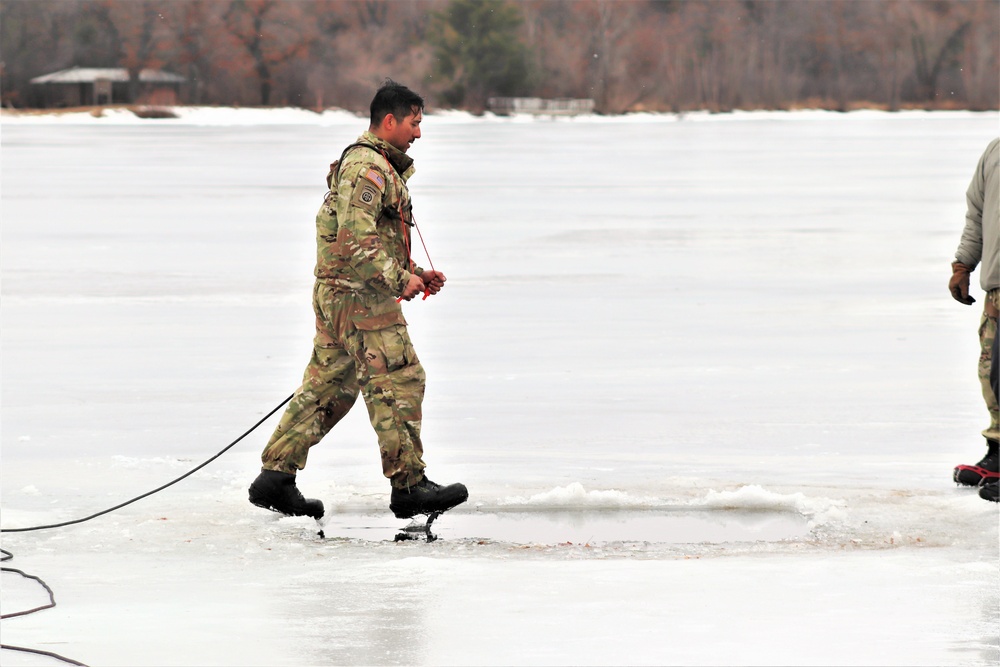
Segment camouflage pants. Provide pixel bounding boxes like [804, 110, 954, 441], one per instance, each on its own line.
[980, 289, 999, 441]
[260, 283, 427, 488]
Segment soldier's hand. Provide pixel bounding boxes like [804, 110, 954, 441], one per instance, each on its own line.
[421, 270, 447, 296]
[949, 261, 976, 305]
[400, 274, 426, 301]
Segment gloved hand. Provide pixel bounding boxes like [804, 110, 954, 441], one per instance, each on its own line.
[949, 262, 976, 305]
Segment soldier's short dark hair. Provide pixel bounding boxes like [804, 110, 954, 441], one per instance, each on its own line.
[370, 80, 424, 127]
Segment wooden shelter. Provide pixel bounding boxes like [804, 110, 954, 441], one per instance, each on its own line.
[29, 67, 185, 107]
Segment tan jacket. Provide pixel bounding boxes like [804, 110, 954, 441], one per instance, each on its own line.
[956, 137, 1000, 292]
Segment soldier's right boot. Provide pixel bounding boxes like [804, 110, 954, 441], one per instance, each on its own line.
[389, 477, 468, 519]
[953, 439, 1000, 487]
[249, 469, 324, 519]
[980, 479, 999, 502]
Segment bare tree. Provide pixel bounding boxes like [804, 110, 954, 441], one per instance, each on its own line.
[97, 0, 170, 102]
[308, 0, 438, 111]
[583, 0, 640, 113]
[682, 1, 746, 112]
[0, 0, 64, 106]
[858, 0, 910, 111]
[1, 0, 997, 111]
[161, 0, 221, 104]
[739, 0, 798, 109]
[222, 0, 313, 105]
[957, 0, 1000, 110]
[906, 1, 970, 103]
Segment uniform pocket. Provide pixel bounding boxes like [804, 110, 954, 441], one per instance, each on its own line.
[360, 324, 415, 376]
[351, 295, 408, 331]
[986, 293, 999, 320]
[377, 325, 409, 373]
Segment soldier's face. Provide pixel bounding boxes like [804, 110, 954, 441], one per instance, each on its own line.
[387, 108, 422, 152]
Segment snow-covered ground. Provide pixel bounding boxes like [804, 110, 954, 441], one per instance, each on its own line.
[1, 108, 998, 666]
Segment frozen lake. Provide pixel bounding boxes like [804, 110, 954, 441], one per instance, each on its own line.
[2, 108, 998, 666]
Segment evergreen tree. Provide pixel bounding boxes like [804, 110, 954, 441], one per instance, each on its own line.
[428, 0, 532, 110]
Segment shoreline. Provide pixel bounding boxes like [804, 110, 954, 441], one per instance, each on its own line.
[2, 104, 997, 126]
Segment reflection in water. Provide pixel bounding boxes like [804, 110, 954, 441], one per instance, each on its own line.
[320, 508, 811, 544]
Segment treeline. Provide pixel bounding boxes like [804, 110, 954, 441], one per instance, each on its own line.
[1, 0, 998, 113]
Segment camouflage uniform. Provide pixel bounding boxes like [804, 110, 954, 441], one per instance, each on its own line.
[260, 131, 428, 489]
[979, 290, 999, 441]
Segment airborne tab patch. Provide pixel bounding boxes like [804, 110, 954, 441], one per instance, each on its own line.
[352, 182, 381, 211]
[364, 168, 385, 190]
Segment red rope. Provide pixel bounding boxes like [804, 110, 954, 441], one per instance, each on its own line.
[411, 212, 436, 301]
[381, 149, 435, 302]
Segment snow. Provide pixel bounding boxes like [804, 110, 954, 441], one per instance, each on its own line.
[1, 105, 363, 125]
[1, 104, 990, 126]
[1, 109, 999, 666]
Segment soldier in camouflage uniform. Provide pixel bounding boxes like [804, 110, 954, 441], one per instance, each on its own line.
[949, 137, 999, 501]
[249, 81, 468, 520]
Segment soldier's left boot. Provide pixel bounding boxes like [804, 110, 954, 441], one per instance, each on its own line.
[389, 477, 468, 519]
[980, 480, 999, 502]
[953, 439, 999, 487]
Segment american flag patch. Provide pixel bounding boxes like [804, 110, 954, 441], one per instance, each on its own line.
[364, 169, 385, 189]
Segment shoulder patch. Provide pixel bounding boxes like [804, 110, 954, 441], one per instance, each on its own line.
[351, 181, 381, 211]
[363, 168, 386, 190]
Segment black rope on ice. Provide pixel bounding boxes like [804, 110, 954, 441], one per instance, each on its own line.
[0, 393, 294, 667]
[1, 393, 293, 533]
[1, 548, 56, 619]
[2, 548, 87, 666]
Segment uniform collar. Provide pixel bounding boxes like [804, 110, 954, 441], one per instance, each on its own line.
[362, 131, 414, 176]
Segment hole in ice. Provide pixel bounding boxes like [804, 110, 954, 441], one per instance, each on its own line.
[321, 509, 810, 544]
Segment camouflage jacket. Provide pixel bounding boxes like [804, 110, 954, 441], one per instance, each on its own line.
[315, 131, 423, 302]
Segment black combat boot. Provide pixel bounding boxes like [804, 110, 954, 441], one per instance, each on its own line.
[389, 477, 468, 519]
[980, 480, 999, 502]
[248, 469, 324, 519]
[953, 439, 1000, 487]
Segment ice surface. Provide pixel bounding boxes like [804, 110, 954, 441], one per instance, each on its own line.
[1, 109, 998, 666]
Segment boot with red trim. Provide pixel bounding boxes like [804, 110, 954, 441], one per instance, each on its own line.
[953, 439, 999, 487]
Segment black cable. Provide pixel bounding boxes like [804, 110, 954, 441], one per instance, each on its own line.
[1, 393, 292, 533]
[0, 644, 88, 667]
[0, 394, 294, 667]
[1, 551, 56, 619]
[2, 548, 86, 666]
